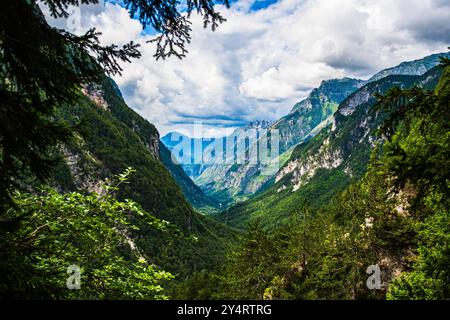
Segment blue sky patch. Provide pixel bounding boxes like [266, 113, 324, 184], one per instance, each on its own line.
[249, 0, 278, 11]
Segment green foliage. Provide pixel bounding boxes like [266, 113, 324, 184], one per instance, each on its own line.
[211, 61, 450, 301]
[387, 272, 444, 300]
[375, 84, 450, 201]
[50, 78, 235, 281]
[159, 143, 220, 214]
[0, 0, 231, 210]
[214, 222, 291, 299]
[387, 195, 450, 300]
[214, 171, 400, 300]
[220, 66, 444, 231]
[169, 270, 223, 300]
[382, 64, 450, 300]
[0, 0, 141, 209]
[0, 169, 175, 299]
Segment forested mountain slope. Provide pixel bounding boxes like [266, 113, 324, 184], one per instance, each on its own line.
[51, 76, 235, 277]
[190, 81, 365, 205]
[369, 52, 450, 82]
[193, 120, 273, 205]
[166, 53, 450, 209]
[159, 143, 220, 214]
[161, 132, 217, 179]
[0, 0, 236, 299]
[219, 66, 443, 229]
[204, 60, 450, 301]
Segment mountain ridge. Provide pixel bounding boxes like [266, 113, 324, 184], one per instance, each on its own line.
[51, 75, 235, 276]
[368, 51, 450, 82]
[218, 64, 443, 229]
[161, 51, 450, 213]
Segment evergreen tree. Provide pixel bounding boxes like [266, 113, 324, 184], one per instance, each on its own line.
[0, 0, 229, 211]
[375, 60, 450, 300]
[0, 168, 180, 299]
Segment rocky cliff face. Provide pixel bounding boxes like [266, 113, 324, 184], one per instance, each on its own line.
[369, 52, 450, 82]
[159, 143, 220, 213]
[189, 79, 365, 205]
[193, 120, 273, 205]
[73, 77, 223, 214]
[163, 52, 449, 211]
[252, 53, 449, 204]
[290, 78, 366, 113]
[82, 79, 161, 160]
[219, 64, 443, 228]
[276, 68, 442, 193]
[52, 75, 234, 276]
[82, 83, 110, 111]
[275, 77, 365, 153]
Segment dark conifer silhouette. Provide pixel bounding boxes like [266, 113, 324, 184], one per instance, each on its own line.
[0, 0, 229, 209]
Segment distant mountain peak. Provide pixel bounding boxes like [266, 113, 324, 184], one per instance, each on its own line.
[161, 131, 189, 141]
[289, 77, 365, 115]
[320, 77, 363, 86]
[243, 120, 272, 130]
[368, 51, 450, 82]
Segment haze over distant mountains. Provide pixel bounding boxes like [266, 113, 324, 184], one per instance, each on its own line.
[162, 51, 450, 208]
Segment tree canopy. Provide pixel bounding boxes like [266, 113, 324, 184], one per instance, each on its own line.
[0, 0, 229, 210]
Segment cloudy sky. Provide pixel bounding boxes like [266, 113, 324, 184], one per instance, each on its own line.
[42, 0, 450, 137]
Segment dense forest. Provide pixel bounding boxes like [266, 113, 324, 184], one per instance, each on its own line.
[174, 60, 450, 300]
[0, 0, 449, 300]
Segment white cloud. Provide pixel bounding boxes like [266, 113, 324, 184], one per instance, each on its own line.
[41, 0, 450, 137]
